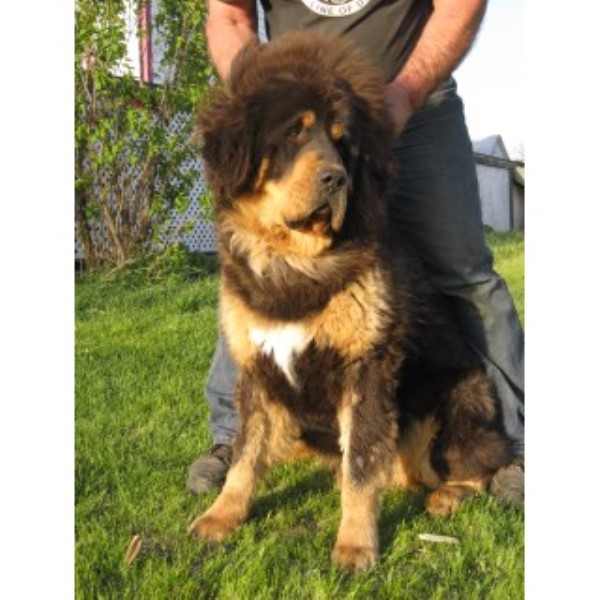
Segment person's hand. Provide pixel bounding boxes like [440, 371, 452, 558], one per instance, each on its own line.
[383, 81, 417, 136]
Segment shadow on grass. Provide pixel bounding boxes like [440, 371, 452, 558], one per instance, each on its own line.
[249, 466, 428, 557]
[378, 490, 426, 553]
[249, 468, 335, 521]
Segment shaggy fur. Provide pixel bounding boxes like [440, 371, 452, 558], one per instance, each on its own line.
[189, 31, 513, 571]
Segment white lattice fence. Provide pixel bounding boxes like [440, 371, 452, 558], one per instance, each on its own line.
[159, 152, 217, 253]
[75, 111, 217, 261]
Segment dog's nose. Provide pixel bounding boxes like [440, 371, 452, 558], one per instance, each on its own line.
[319, 167, 347, 194]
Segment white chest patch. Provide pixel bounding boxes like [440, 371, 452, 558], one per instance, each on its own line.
[249, 325, 311, 386]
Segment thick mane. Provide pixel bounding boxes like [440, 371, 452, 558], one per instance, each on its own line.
[221, 242, 379, 321]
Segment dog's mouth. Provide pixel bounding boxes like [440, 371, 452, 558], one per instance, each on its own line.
[285, 202, 332, 231]
[284, 194, 347, 236]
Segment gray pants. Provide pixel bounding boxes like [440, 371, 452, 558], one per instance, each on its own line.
[204, 78, 525, 454]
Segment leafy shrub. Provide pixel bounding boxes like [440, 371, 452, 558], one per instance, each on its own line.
[75, 0, 213, 266]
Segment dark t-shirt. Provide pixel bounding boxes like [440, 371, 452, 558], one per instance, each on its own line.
[258, 0, 432, 82]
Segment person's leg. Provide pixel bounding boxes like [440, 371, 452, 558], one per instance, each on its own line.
[187, 333, 239, 494]
[205, 334, 239, 445]
[387, 78, 524, 463]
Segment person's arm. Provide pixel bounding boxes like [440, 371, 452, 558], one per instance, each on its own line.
[205, 0, 259, 81]
[384, 0, 487, 134]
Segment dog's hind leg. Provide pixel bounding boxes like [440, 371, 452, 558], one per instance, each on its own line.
[425, 368, 512, 517]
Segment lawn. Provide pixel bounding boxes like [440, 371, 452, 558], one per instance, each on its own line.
[75, 232, 524, 599]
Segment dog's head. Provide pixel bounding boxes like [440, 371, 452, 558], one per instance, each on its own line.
[197, 32, 394, 259]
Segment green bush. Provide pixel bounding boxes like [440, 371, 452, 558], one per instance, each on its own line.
[75, 0, 213, 267]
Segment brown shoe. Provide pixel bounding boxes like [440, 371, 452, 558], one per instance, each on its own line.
[490, 457, 524, 506]
[187, 444, 233, 495]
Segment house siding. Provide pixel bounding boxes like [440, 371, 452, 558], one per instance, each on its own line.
[475, 163, 512, 232]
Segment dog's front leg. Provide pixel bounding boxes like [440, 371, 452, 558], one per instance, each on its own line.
[332, 364, 399, 571]
[332, 463, 381, 571]
[189, 371, 267, 542]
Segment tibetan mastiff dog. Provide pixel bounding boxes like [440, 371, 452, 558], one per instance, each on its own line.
[189, 32, 513, 571]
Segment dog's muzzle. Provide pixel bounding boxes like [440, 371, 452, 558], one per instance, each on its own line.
[285, 167, 348, 234]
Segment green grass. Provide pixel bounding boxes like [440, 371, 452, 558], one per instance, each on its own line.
[486, 230, 524, 321]
[75, 233, 524, 599]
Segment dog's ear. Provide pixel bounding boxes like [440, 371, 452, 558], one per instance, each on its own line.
[196, 91, 257, 206]
[195, 42, 264, 206]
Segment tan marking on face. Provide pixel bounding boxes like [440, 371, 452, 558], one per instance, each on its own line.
[261, 151, 325, 225]
[254, 157, 270, 191]
[331, 121, 346, 141]
[222, 149, 346, 259]
[301, 110, 316, 130]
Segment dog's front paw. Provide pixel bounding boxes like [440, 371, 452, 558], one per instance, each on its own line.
[332, 543, 378, 571]
[188, 513, 238, 542]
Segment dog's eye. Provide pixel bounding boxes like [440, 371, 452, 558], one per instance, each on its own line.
[285, 122, 303, 141]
